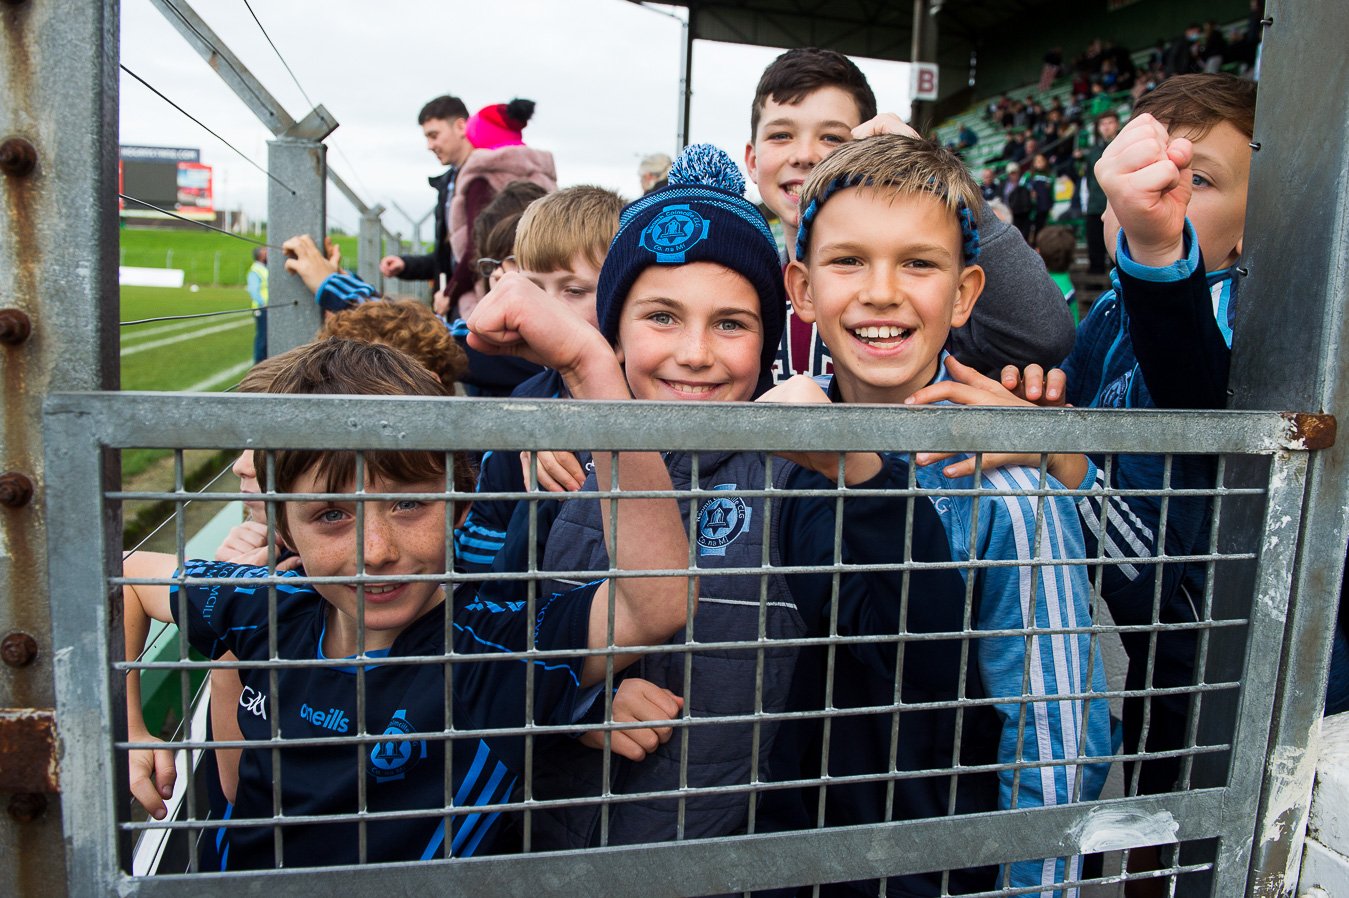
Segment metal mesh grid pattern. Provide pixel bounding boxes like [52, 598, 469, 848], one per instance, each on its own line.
[44, 393, 1316, 898]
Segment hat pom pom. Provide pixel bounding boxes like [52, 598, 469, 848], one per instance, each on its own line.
[668, 144, 745, 197]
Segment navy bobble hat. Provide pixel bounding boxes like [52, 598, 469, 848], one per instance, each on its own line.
[596, 144, 787, 393]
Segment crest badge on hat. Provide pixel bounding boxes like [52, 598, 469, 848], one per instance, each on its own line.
[639, 204, 711, 263]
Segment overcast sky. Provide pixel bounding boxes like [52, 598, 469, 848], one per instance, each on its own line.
[119, 0, 912, 236]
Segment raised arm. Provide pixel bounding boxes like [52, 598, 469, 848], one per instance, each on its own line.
[467, 274, 694, 685]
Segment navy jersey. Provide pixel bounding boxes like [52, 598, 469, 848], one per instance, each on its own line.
[455, 368, 592, 573]
[170, 559, 598, 869]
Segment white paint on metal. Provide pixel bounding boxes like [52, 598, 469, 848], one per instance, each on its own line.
[1070, 805, 1179, 853]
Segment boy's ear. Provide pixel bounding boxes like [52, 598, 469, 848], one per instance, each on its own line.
[950, 264, 985, 329]
[784, 260, 816, 324]
[744, 141, 759, 185]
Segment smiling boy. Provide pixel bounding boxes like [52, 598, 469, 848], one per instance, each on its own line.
[122, 336, 692, 869]
[482, 145, 809, 849]
[743, 47, 1076, 380]
[763, 135, 1113, 897]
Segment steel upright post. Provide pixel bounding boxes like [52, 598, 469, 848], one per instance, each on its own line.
[3, 0, 122, 893]
[267, 106, 338, 354]
[1229, 0, 1349, 893]
[358, 205, 386, 293]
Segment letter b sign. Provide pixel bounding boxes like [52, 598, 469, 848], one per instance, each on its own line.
[912, 63, 939, 101]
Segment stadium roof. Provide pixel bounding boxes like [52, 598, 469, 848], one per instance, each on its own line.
[649, 0, 1062, 69]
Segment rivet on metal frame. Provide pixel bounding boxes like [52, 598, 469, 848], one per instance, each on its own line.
[7, 793, 47, 824]
[0, 308, 32, 344]
[1, 631, 38, 667]
[0, 471, 34, 508]
[0, 138, 38, 177]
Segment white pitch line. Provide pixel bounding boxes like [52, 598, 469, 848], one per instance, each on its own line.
[181, 359, 254, 393]
[119, 317, 252, 358]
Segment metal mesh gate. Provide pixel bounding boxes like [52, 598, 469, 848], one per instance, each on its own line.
[43, 392, 1320, 897]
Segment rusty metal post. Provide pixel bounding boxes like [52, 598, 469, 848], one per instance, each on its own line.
[3, 0, 122, 892]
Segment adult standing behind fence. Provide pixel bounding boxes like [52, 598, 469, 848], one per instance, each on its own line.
[246, 246, 268, 363]
[435, 99, 557, 320]
[378, 95, 473, 289]
[637, 152, 671, 194]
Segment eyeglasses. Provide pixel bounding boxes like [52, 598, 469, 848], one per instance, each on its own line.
[476, 255, 517, 279]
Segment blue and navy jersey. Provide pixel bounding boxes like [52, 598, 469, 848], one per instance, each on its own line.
[1058, 221, 1233, 627]
[456, 368, 592, 573]
[170, 558, 598, 869]
[448, 317, 545, 397]
[764, 363, 1114, 897]
[314, 272, 378, 313]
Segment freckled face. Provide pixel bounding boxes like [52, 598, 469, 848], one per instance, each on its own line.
[286, 468, 448, 654]
[615, 262, 764, 403]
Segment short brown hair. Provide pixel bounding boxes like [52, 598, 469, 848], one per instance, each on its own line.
[1133, 73, 1257, 139]
[318, 299, 468, 387]
[236, 347, 306, 394]
[796, 135, 980, 260]
[259, 339, 474, 543]
[514, 185, 625, 273]
[1035, 225, 1077, 273]
[750, 48, 877, 140]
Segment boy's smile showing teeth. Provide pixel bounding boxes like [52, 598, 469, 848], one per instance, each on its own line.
[786, 186, 984, 406]
[851, 324, 912, 345]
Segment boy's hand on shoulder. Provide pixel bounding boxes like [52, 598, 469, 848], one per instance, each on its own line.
[852, 113, 921, 141]
[907, 356, 1086, 486]
[281, 234, 341, 295]
[467, 273, 624, 398]
[1096, 112, 1194, 267]
[757, 376, 882, 484]
[577, 678, 683, 762]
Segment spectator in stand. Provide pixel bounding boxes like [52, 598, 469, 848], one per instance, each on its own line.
[435, 99, 558, 320]
[979, 167, 1000, 202]
[1002, 161, 1033, 241]
[1034, 225, 1079, 325]
[1039, 46, 1063, 91]
[637, 152, 672, 194]
[1087, 82, 1115, 118]
[1100, 58, 1119, 91]
[1200, 20, 1229, 73]
[1164, 24, 1203, 77]
[379, 96, 471, 289]
[1025, 153, 1056, 243]
[956, 123, 980, 152]
[1023, 137, 1041, 164]
[1080, 110, 1120, 273]
[999, 129, 1027, 164]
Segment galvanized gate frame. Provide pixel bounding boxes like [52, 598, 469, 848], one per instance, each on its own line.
[43, 393, 1322, 897]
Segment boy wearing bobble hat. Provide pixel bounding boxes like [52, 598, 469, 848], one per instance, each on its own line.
[473, 144, 805, 850]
